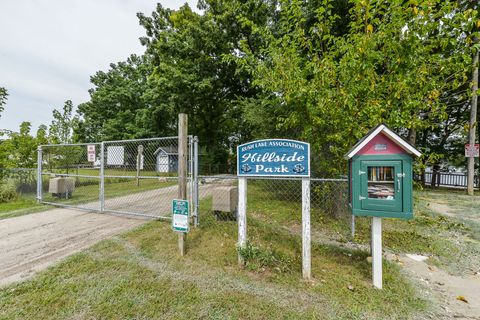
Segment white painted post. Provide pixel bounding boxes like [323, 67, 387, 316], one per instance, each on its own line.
[37, 146, 43, 202]
[372, 217, 382, 289]
[238, 177, 247, 265]
[100, 142, 105, 212]
[351, 215, 356, 238]
[302, 177, 311, 280]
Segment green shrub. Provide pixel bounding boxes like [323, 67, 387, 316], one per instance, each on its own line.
[237, 242, 293, 273]
[0, 182, 18, 203]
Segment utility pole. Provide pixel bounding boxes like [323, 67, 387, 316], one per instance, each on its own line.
[178, 113, 188, 255]
[467, 48, 478, 195]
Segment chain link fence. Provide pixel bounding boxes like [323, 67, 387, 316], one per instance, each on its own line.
[37, 137, 349, 225]
[197, 175, 349, 223]
[40, 142, 102, 211]
[38, 136, 197, 219]
[102, 137, 191, 218]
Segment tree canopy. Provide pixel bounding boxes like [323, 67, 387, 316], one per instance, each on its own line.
[225, 0, 478, 175]
[38, 1, 480, 175]
[0, 122, 46, 169]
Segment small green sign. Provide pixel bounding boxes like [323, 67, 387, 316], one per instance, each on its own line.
[172, 199, 189, 232]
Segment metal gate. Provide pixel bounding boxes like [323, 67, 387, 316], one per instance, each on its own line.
[37, 136, 199, 220]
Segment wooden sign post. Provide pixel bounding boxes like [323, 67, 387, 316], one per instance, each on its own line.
[237, 177, 247, 265]
[178, 113, 188, 256]
[236, 139, 311, 279]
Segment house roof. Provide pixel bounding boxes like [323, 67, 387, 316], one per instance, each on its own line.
[153, 146, 178, 156]
[344, 123, 422, 159]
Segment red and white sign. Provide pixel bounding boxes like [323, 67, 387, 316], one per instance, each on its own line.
[87, 144, 96, 162]
[465, 144, 479, 157]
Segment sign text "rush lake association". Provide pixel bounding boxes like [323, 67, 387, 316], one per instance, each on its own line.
[237, 139, 310, 177]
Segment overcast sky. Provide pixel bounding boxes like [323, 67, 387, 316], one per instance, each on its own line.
[0, 0, 197, 133]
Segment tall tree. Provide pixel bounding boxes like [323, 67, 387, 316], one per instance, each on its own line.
[49, 100, 79, 144]
[138, 4, 257, 164]
[0, 122, 39, 168]
[76, 55, 152, 142]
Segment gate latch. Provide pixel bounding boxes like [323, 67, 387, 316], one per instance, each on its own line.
[359, 195, 366, 201]
[359, 170, 366, 175]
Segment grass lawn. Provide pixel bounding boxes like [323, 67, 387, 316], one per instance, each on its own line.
[0, 184, 451, 319]
[0, 195, 51, 220]
[331, 188, 480, 276]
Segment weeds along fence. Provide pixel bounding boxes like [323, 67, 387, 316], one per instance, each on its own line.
[0, 168, 38, 202]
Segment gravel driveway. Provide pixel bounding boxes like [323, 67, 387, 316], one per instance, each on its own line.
[0, 178, 230, 287]
[0, 208, 145, 286]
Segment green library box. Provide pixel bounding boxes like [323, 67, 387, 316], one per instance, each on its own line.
[345, 124, 421, 219]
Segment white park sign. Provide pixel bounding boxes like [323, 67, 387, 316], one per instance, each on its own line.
[236, 139, 312, 279]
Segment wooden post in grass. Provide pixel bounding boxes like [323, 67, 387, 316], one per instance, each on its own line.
[372, 217, 382, 289]
[238, 177, 247, 265]
[178, 113, 188, 256]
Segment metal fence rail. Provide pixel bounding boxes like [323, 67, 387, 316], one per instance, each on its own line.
[37, 136, 198, 220]
[416, 172, 479, 189]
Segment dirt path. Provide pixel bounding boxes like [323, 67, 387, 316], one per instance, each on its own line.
[0, 208, 145, 287]
[0, 178, 228, 287]
[418, 198, 480, 319]
[385, 253, 480, 320]
[425, 196, 480, 224]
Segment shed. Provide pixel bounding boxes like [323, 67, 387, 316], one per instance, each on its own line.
[153, 146, 178, 173]
[345, 124, 421, 219]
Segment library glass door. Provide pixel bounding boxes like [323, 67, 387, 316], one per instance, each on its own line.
[360, 160, 403, 212]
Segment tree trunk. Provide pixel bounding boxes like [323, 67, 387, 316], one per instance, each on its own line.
[431, 164, 440, 187]
[407, 127, 417, 146]
[467, 49, 478, 195]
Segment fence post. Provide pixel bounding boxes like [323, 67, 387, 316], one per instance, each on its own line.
[178, 113, 188, 256]
[37, 146, 43, 202]
[100, 142, 105, 212]
[136, 145, 143, 187]
[193, 136, 199, 227]
[302, 177, 311, 280]
[188, 136, 194, 224]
